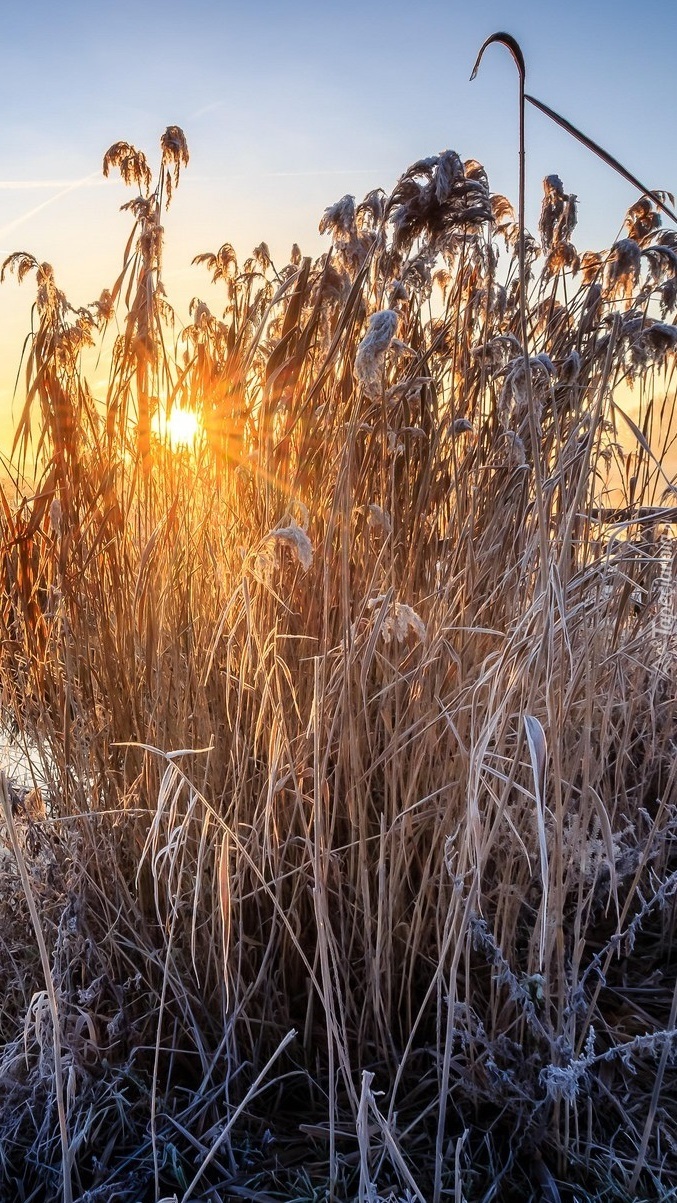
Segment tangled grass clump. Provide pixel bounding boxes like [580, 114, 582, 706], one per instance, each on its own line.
[0, 99, 677, 1203]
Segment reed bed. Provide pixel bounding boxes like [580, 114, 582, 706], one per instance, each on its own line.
[0, 107, 676, 1203]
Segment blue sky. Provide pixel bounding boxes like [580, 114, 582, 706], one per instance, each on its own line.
[1, 0, 676, 440]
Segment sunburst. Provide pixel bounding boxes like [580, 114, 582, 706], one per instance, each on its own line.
[153, 405, 199, 449]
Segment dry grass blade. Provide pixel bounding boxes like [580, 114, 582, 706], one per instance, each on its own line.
[179, 1028, 297, 1203]
[524, 715, 549, 970]
[0, 773, 73, 1203]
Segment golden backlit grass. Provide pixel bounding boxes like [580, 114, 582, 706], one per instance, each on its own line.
[0, 112, 676, 1203]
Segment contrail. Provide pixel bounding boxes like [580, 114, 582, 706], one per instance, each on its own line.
[0, 179, 105, 190]
[0, 171, 102, 243]
[0, 165, 389, 247]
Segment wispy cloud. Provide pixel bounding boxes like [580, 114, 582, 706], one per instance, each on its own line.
[189, 100, 226, 120]
[252, 168, 382, 179]
[190, 168, 386, 182]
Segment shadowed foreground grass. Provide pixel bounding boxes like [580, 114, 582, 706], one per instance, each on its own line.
[0, 122, 677, 1202]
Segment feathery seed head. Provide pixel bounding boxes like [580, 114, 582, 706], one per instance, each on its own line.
[558, 348, 582, 384]
[368, 596, 426, 644]
[266, 522, 313, 572]
[103, 141, 153, 193]
[354, 309, 399, 398]
[625, 195, 661, 241]
[49, 496, 62, 534]
[605, 237, 641, 300]
[193, 243, 238, 283]
[539, 173, 578, 251]
[580, 251, 604, 285]
[472, 333, 522, 372]
[319, 195, 356, 240]
[160, 126, 189, 175]
[491, 194, 516, 228]
[356, 189, 385, 232]
[660, 277, 677, 316]
[452, 418, 474, 435]
[497, 355, 553, 433]
[387, 151, 491, 255]
[35, 262, 64, 317]
[544, 240, 579, 276]
[628, 319, 677, 372]
[160, 126, 189, 206]
[387, 280, 409, 307]
[253, 242, 272, 272]
[435, 150, 465, 203]
[1, 251, 39, 285]
[314, 261, 348, 306]
[503, 430, 527, 467]
[364, 504, 392, 534]
[91, 288, 114, 324]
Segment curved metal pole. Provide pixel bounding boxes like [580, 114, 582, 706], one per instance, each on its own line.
[471, 34, 551, 598]
[471, 33, 529, 402]
[525, 92, 677, 228]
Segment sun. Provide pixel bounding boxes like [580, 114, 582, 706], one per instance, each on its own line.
[167, 406, 199, 447]
[153, 404, 200, 449]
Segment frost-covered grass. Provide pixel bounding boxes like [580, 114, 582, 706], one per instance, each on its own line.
[1, 82, 677, 1201]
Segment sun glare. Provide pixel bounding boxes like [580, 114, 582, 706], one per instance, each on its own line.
[153, 405, 200, 449]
